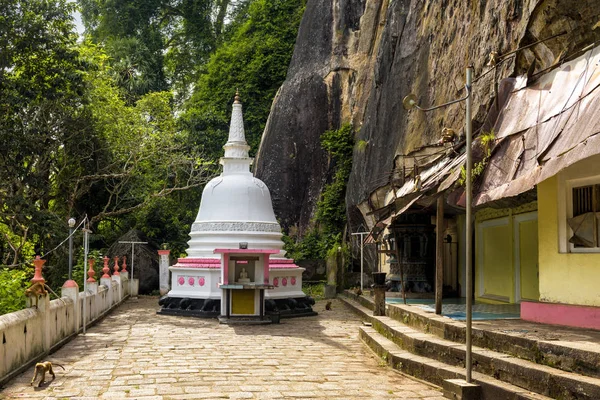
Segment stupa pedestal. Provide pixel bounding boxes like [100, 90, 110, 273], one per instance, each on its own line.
[158, 92, 315, 320]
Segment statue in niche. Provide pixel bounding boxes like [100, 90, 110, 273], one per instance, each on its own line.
[238, 267, 250, 283]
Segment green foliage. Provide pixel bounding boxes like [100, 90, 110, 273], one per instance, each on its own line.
[458, 130, 495, 186]
[0, 268, 29, 314]
[79, 0, 218, 102]
[356, 140, 368, 152]
[284, 124, 354, 261]
[0, 0, 86, 267]
[0, 26, 209, 283]
[479, 130, 496, 154]
[0, 0, 305, 285]
[283, 229, 334, 261]
[181, 0, 306, 160]
[302, 281, 325, 301]
[315, 124, 354, 232]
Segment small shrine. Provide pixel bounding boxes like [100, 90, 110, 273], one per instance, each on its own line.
[158, 92, 316, 321]
[216, 248, 278, 323]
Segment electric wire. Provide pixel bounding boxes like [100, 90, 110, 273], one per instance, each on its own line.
[1, 215, 88, 269]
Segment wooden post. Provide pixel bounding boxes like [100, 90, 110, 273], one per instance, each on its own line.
[435, 195, 444, 314]
[392, 230, 406, 305]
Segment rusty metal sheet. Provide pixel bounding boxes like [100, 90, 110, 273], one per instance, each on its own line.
[474, 45, 600, 206]
[539, 87, 600, 161]
[494, 46, 600, 140]
[364, 194, 423, 243]
[365, 149, 466, 241]
[437, 152, 466, 192]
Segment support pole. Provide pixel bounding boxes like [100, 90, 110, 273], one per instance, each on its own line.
[83, 225, 89, 334]
[351, 232, 369, 292]
[435, 195, 444, 315]
[360, 238, 364, 292]
[392, 230, 406, 305]
[131, 243, 134, 297]
[465, 65, 474, 383]
[119, 241, 148, 299]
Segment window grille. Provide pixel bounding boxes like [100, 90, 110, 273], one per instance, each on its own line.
[570, 184, 600, 248]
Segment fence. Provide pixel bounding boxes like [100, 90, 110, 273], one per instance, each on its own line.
[0, 256, 137, 385]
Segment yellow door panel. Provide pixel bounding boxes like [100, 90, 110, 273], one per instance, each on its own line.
[482, 224, 512, 300]
[519, 219, 540, 300]
[231, 290, 255, 315]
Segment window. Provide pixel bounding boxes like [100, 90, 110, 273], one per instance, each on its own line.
[569, 184, 600, 248]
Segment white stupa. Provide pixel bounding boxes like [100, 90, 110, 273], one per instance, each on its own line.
[159, 93, 312, 317]
[186, 92, 285, 257]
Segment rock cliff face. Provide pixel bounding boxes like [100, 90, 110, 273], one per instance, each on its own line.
[255, 0, 600, 237]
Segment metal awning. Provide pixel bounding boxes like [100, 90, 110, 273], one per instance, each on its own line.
[364, 194, 423, 243]
[364, 148, 467, 243]
[474, 45, 600, 206]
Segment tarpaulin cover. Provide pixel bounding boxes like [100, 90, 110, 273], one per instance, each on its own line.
[475, 45, 600, 206]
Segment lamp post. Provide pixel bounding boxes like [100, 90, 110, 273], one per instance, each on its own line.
[403, 66, 475, 385]
[82, 222, 91, 334]
[67, 217, 76, 282]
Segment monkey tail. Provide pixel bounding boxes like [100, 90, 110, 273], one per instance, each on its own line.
[44, 284, 67, 305]
[53, 363, 65, 370]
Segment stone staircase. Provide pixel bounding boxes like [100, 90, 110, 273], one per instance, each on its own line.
[340, 292, 600, 400]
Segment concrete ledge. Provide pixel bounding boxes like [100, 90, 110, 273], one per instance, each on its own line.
[342, 292, 600, 379]
[359, 326, 552, 400]
[521, 301, 600, 330]
[443, 379, 481, 400]
[344, 294, 600, 399]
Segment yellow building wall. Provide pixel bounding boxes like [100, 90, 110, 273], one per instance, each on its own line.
[537, 176, 600, 306]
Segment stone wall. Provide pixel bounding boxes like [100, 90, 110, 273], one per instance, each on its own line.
[0, 277, 135, 385]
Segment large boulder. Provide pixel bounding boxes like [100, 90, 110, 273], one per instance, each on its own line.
[255, 0, 600, 238]
[107, 230, 159, 294]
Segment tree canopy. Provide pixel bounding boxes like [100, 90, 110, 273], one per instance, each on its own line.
[0, 0, 306, 311]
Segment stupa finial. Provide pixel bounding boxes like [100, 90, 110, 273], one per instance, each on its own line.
[221, 88, 251, 169]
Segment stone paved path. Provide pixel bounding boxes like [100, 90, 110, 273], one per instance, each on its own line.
[0, 297, 444, 400]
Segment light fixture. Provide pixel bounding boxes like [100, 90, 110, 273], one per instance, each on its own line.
[239, 242, 248, 249]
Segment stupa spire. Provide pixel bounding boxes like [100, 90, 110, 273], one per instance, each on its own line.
[220, 91, 253, 175]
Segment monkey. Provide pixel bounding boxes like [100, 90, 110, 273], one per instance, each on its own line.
[30, 361, 64, 387]
[487, 51, 499, 67]
[325, 301, 332, 310]
[25, 282, 47, 297]
[441, 127, 457, 144]
[25, 282, 48, 309]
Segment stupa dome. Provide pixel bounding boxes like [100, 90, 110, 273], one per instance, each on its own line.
[186, 93, 284, 258]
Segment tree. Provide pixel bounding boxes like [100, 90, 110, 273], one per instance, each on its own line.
[0, 5, 210, 283]
[55, 43, 212, 247]
[78, 0, 234, 104]
[0, 0, 85, 265]
[181, 0, 306, 160]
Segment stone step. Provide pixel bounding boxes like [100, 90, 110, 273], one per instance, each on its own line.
[343, 295, 600, 399]
[344, 291, 600, 380]
[360, 326, 552, 400]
